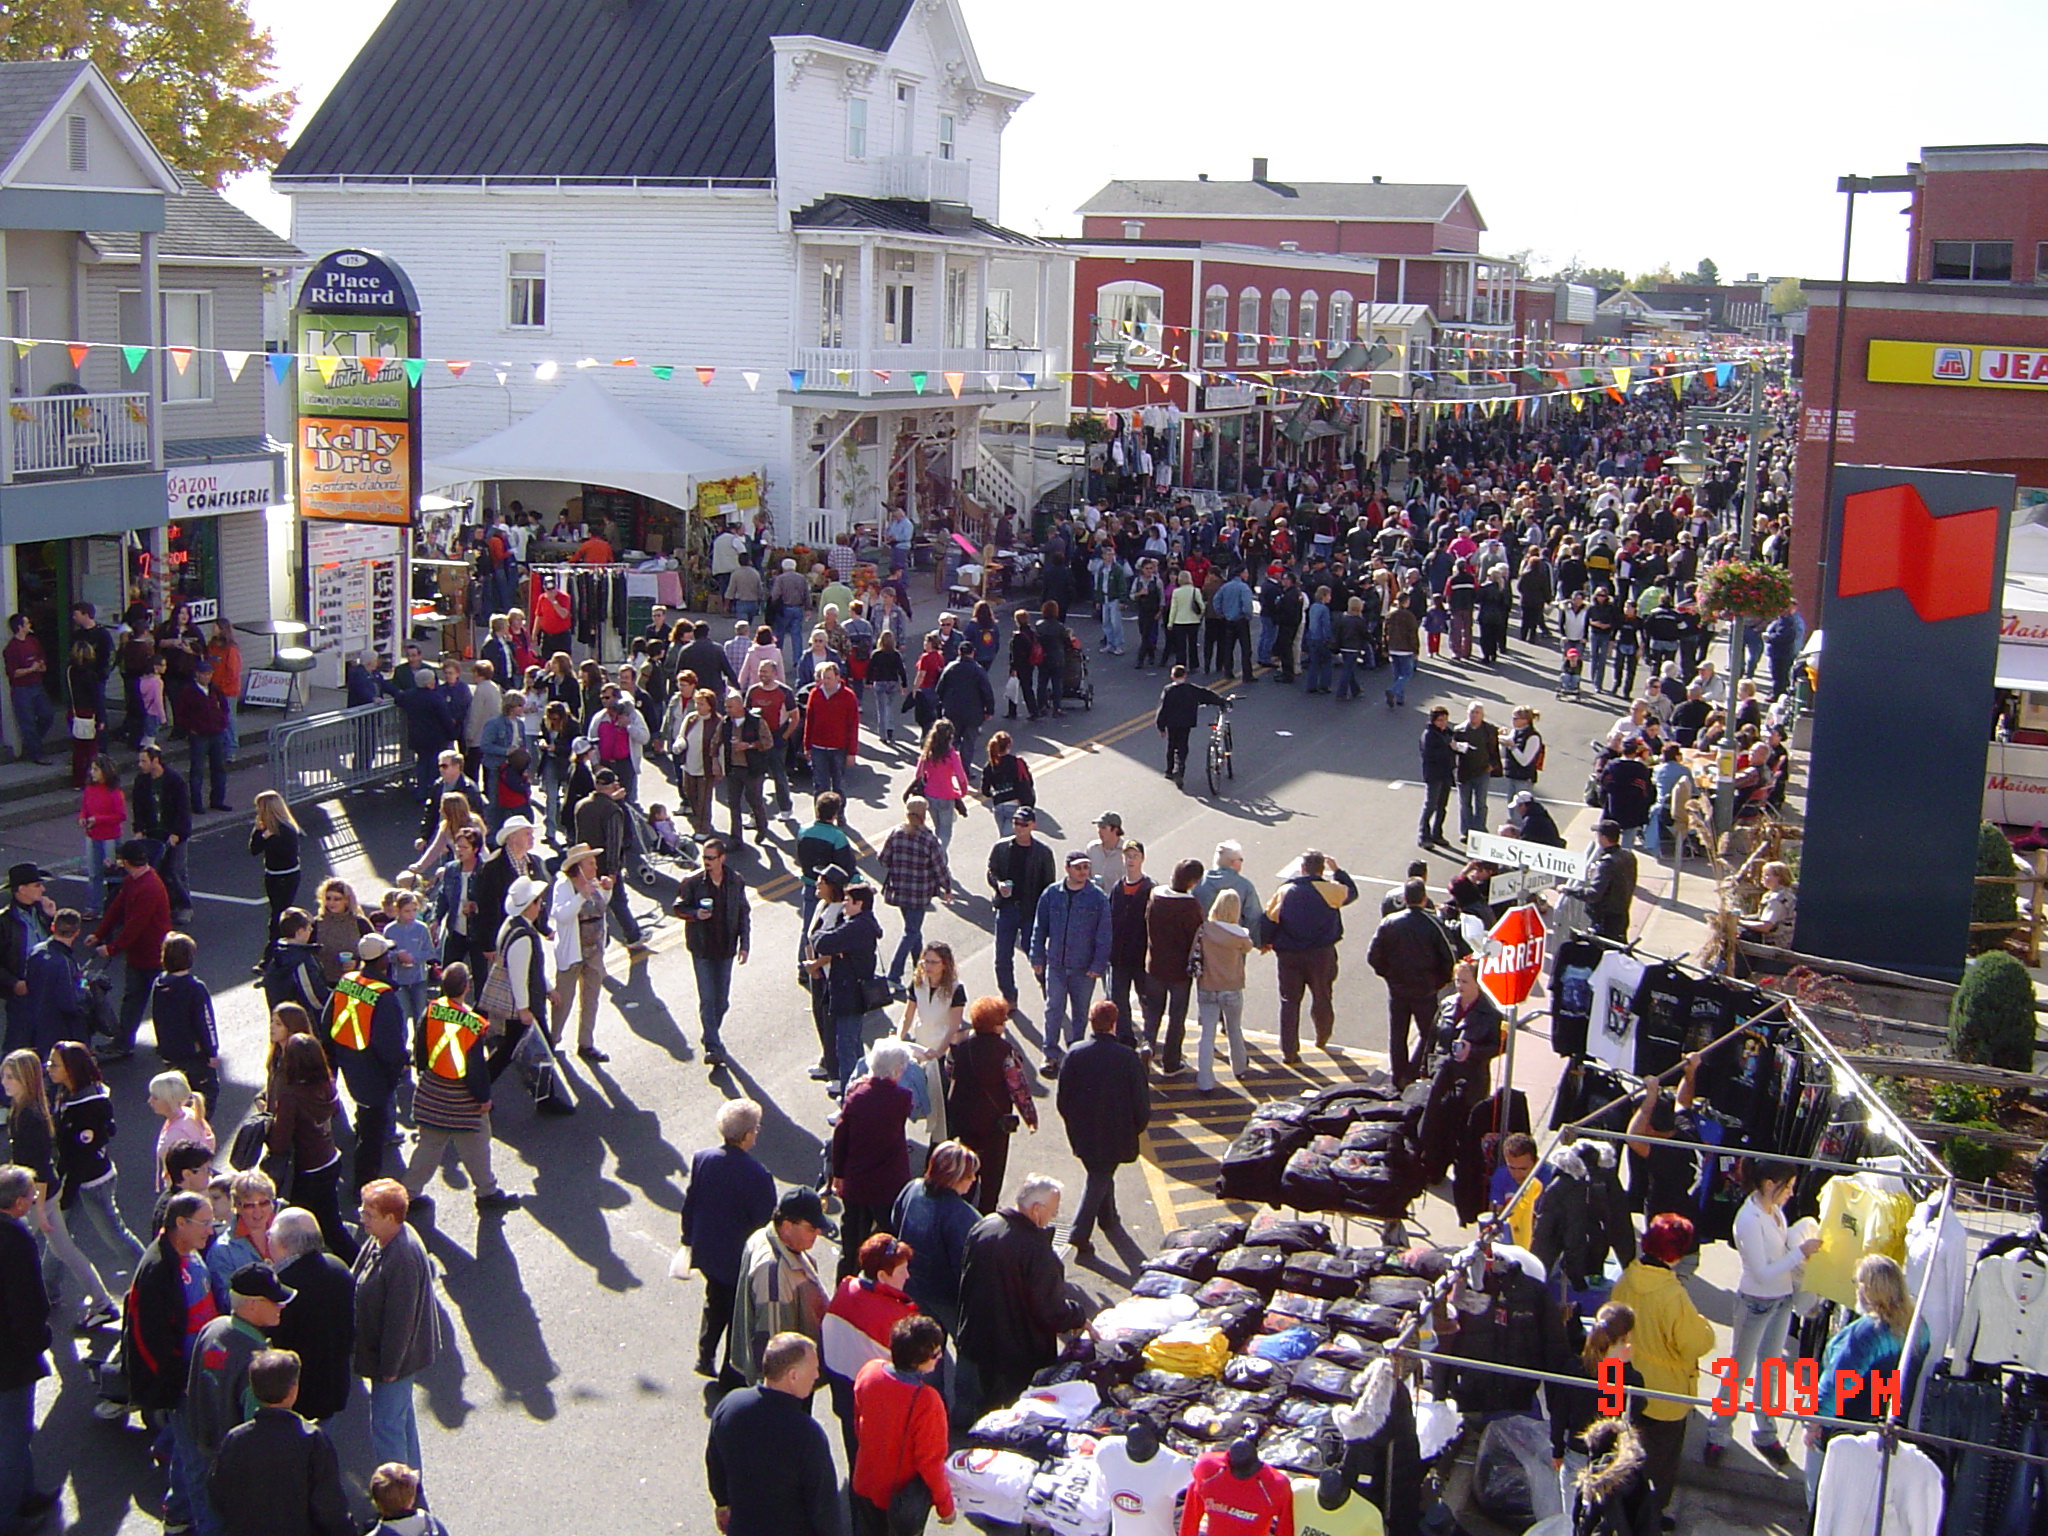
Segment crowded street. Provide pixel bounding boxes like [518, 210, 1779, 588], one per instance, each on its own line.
[1, 4, 2044, 1535]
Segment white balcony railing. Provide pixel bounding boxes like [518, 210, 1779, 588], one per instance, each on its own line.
[791, 347, 1048, 396]
[5, 392, 152, 477]
[879, 153, 971, 206]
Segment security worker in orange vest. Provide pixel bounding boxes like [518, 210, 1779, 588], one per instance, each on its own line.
[325, 930, 408, 1195]
[401, 961, 521, 1217]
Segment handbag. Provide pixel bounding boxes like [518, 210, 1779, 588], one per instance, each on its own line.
[886, 1383, 938, 1535]
[228, 1113, 273, 1171]
[478, 956, 518, 1020]
[860, 975, 894, 1014]
[69, 713, 96, 741]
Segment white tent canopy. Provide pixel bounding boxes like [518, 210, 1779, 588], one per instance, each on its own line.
[423, 376, 758, 511]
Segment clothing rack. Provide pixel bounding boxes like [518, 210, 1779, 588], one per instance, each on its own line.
[525, 562, 636, 665]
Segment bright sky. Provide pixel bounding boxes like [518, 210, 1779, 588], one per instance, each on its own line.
[226, 0, 2048, 285]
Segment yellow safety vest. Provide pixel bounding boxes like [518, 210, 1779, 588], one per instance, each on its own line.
[327, 972, 392, 1052]
[422, 1000, 484, 1081]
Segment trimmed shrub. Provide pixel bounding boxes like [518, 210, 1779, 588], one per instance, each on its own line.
[1949, 951, 2038, 1072]
[1971, 821, 2020, 955]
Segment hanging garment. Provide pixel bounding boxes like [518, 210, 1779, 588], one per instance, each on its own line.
[1628, 962, 1692, 1079]
[1584, 951, 1646, 1073]
[1548, 936, 1606, 1058]
[1904, 1194, 1968, 1368]
[1812, 1434, 1944, 1536]
[1288, 1481, 1383, 1536]
[1948, 1249, 2048, 1374]
[1916, 1368, 2006, 1536]
[1180, 1449, 1296, 1536]
[1095, 1437, 1194, 1536]
[1804, 1174, 1915, 1307]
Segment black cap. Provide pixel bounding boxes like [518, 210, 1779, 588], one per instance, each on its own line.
[773, 1187, 838, 1239]
[229, 1263, 296, 1305]
[1011, 805, 1038, 823]
[6, 863, 52, 890]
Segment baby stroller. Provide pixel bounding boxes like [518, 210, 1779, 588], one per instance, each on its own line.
[1556, 644, 1584, 700]
[623, 799, 698, 890]
[1060, 638, 1096, 711]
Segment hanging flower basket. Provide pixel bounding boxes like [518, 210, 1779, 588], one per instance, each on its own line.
[1696, 558, 1794, 623]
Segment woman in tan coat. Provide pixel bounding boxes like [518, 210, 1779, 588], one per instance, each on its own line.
[1191, 888, 1257, 1091]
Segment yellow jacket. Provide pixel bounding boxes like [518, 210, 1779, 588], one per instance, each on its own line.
[1609, 1260, 1715, 1421]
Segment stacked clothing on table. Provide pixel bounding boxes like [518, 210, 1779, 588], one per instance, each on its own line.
[958, 1214, 1438, 1535]
[1214, 1073, 1429, 1221]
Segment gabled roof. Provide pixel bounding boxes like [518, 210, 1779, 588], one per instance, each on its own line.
[1078, 178, 1476, 226]
[0, 61, 88, 173]
[87, 170, 303, 264]
[276, 0, 917, 184]
[791, 195, 1049, 247]
[0, 59, 180, 194]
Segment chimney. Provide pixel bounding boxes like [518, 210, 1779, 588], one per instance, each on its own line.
[1197, 172, 1208, 182]
[1252, 157, 1269, 184]
[1371, 175, 1382, 184]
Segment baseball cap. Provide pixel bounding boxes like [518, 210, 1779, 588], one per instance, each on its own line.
[773, 1187, 838, 1238]
[1094, 811, 1123, 830]
[570, 737, 590, 755]
[1066, 850, 1093, 867]
[355, 932, 392, 961]
[6, 862, 53, 890]
[1511, 791, 1535, 807]
[1011, 806, 1038, 824]
[229, 1263, 295, 1304]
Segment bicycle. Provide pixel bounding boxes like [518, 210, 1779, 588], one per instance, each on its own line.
[1205, 699, 1236, 797]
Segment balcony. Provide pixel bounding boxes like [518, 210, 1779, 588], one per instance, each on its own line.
[879, 153, 971, 207]
[790, 347, 1049, 397]
[4, 391, 152, 479]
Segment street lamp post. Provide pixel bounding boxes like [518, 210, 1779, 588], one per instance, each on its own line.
[1668, 362, 1774, 833]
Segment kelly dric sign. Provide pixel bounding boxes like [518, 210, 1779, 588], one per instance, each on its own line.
[298, 419, 413, 526]
[293, 250, 421, 526]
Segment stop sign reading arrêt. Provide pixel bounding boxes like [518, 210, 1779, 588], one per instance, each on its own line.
[1479, 903, 1548, 1007]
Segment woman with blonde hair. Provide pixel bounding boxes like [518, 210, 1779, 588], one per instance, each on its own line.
[1805, 1254, 1924, 1506]
[3, 1047, 119, 1328]
[311, 877, 372, 985]
[147, 1069, 214, 1182]
[248, 788, 303, 966]
[403, 790, 485, 886]
[897, 942, 967, 1137]
[1191, 887, 1257, 1091]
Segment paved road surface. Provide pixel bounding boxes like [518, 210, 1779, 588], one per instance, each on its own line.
[18, 616, 1625, 1532]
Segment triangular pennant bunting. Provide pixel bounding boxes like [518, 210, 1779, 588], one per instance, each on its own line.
[315, 355, 340, 384]
[360, 356, 385, 380]
[911, 371, 929, 395]
[123, 345, 148, 373]
[68, 344, 90, 370]
[446, 360, 472, 378]
[268, 352, 292, 383]
[694, 367, 714, 386]
[219, 350, 249, 381]
[402, 358, 424, 386]
[945, 372, 965, 398]
[788, 370, 806, 392]
[742, 371, 760, 391]
[1612, 367, 1633, 393]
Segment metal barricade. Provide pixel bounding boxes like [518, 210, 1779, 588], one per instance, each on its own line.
[269, 701, 409, 806]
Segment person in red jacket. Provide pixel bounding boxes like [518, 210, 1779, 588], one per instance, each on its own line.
[802, 662, 861, 801]
[92, 840, 171, 1060]
[851, 1314, 955, 1536]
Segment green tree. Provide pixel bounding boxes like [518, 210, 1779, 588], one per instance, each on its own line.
[1630, 264, 1677, 291]
[1948, 950, 2035, 1070]
[1970, 821, 2021, 955]
[0, 0, 296, 187]
[1690, 257, 1720, 286]
[1558, 261, 1627, 290]
[1768, 276, 1808, 315]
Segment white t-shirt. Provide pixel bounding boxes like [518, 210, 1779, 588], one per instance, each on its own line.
[1095, 1438, 1192, 1536]
[1585, 951, 1646, 1072]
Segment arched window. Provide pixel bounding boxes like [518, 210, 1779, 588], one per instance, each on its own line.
[1236, 289, 1261, 367]
[1203, 285, 1228, 367]
[1329, 293, 1352, 353]
[1094, 280, 1165, 358]
[1268, 290, 1291, 364]
[1298, 292, 1319, 363]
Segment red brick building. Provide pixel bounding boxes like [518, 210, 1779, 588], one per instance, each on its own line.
[1054, 237, 1395, 491]
[1795, 144, 2048, 616]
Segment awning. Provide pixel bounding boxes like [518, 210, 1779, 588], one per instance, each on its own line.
[423, 376, 759, 510]
[1997, 643, 2048, 692]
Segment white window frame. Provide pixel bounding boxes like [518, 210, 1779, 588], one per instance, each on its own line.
[1268, 290, 1291, 364]
[883, 279, 915, 345]
[1298, 291, 1319, 363]
[506, 250, 549, 330]
[1329, 292, 1352, 350]
[819, 258, 847, 348]
[985, 287, 1014, 345]
[944, 264, 971, 349]
[893, 80, 916, 157]
[1202, 286, 1228, 367]
[1236, 289, 1260, 367]
[846, 97, 868, 161]
[120, 289, 213, 404]
[937, 113, 956, 161]
[1094, 280, 1165, 348]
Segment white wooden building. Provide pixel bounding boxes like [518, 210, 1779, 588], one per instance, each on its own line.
[274, 0, 1070, 542]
